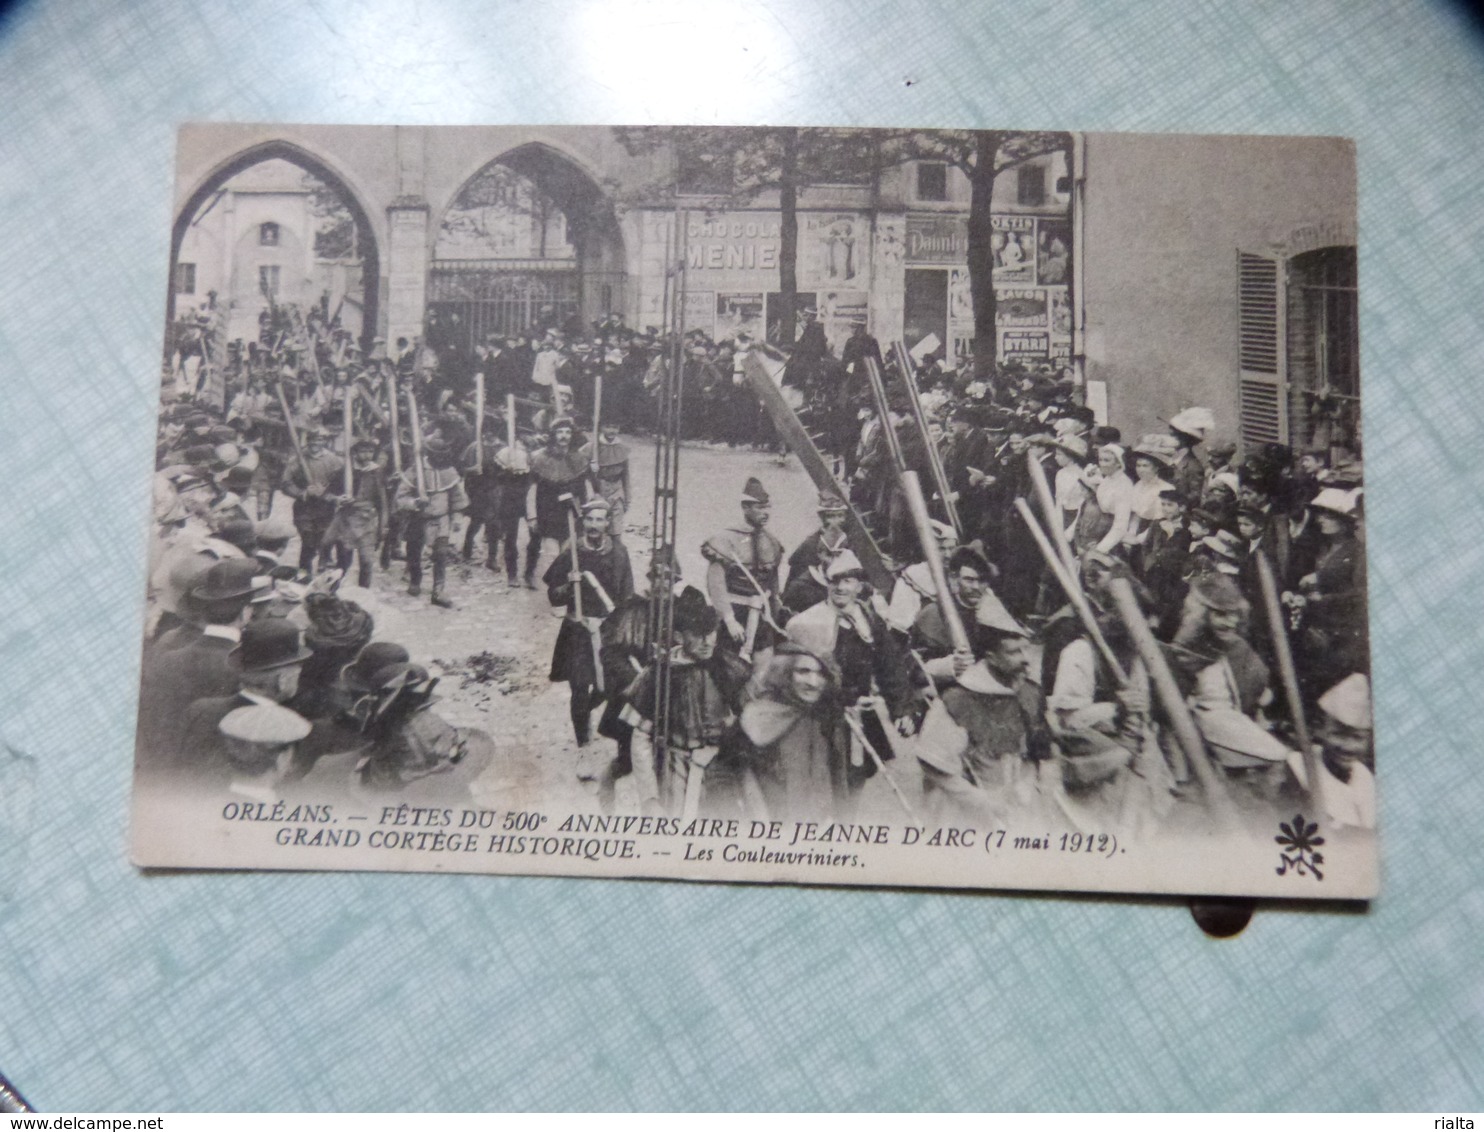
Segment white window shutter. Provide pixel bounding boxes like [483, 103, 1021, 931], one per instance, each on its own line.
[1237, 249, 1287, 448]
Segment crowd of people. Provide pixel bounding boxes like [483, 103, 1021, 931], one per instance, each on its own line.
[140, 300, 1374, 838]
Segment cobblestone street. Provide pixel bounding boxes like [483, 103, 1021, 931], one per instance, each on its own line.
[289, 436, 853, 814]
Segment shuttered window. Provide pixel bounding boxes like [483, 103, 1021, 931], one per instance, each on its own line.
[1237, 250, 1286, 448]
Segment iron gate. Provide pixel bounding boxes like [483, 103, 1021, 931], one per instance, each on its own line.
[426, 259, 583, 354]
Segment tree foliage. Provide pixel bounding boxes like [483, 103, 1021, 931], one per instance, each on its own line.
[300, 170, 360, 261]
[612, 127, 1071, 371]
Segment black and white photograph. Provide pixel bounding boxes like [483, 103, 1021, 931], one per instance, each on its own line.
[131, 123, 1373, 899]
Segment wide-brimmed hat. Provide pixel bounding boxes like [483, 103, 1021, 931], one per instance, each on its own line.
[191, 558, 271, 603]
[304, 593, 374, 653]
[816, 491, 848, 513]
[1049, 434, 1088, 460]
[1318, 672, 1371, 731]
[367, 662, 431, 695]
[1132, 434, 1180, 465]
[345, 642, 412, 692]
[824, 549, 867, 581]
[1189, 572, 1247, 611]
[228, 620, 314, 672]
[1208, 471, 1241, 497]
[1309, 486, 1361, 519]
[1167, 407, 1216, 440]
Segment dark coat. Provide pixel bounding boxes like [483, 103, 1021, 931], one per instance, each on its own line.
[544, 535, 635, 687]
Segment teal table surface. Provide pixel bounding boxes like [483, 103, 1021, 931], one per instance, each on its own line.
[1, 0, 1481, 1111]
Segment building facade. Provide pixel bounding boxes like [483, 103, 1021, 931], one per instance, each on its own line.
[170, 125, 1356, 454]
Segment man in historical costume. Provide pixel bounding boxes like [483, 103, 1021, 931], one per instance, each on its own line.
[322, 438, 388, 589]
[544, 496, 635, 747]
[459, 406, 507, 569]
[702, 477, 787, 660]
[527, 415, 592, 589]
[1043, 557, 1174, 833]
[1166, 406, 1215, 506]
[587, 421, 631, 541]
[391, 433, 469, 608]
[588, 546, 685, 808]
[1169, 573, 1299, 802]
[784, 551, 920, 801]
[780, 491, 853, 617]
[884, 517, 960, 636]
[909, 544, 1011, 673]
[620, 587, 748, 818]
[913, 594, 1054, 825]
[718, 642, 850, 824]
[281, 425, 346, 576]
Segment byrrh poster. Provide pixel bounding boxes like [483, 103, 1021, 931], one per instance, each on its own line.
[135, 124, 1373, 899]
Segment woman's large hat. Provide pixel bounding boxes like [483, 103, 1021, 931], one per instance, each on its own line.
[345, 642, 412, 692]
[1132, 433, 1180, 465]
[1309, 486, 1361, 518]
[1167, 406, 1216, 440]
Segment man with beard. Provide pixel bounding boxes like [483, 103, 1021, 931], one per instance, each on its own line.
[528, 415, 592, 588]
[544, 497, 634, 747]
[621, 586, 748, 818]
[913, 595, 1053, 824]
[702, 477, 786, 660]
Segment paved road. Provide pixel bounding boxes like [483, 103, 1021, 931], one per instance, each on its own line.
[288, 438, 919, 816]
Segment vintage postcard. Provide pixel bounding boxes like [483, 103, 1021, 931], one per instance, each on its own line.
[132, 124, 1374, 899]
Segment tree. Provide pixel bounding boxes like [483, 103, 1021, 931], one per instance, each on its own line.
[877, 129, 1073, 380]
[613, 126, 882, 347]
[437, 163, 567, 258]
[301, 171, 361, 261]
[612, 127, 1070, 373]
